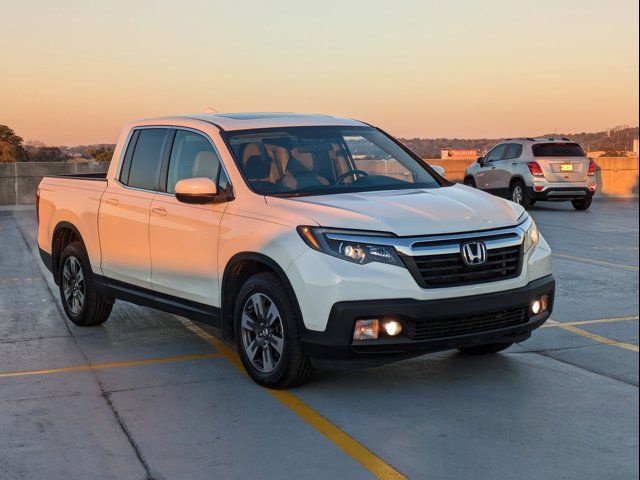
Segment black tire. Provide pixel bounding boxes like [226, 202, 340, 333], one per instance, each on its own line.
[234, 272, 313, 389]
[58, 242, 113, 326]
[510, 180, 533, 209]
[572, 196, 592, 211]
[463, 177, 476, 188]
[458, 342, 513, 354]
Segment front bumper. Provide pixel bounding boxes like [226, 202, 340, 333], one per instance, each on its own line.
[301, 275, 555, 368]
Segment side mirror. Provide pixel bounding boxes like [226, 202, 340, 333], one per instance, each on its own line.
[477, 156, 484, 166]
[175, 177, 218, 204]
[432, 165, 445, 177]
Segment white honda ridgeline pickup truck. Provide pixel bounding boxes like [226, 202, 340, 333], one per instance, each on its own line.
[37, 113, 555, 388]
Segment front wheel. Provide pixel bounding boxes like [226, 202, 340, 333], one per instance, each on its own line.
[463, 177, 476, 188]
[572, 196, 592, 211]
[234, 272, 313, 388]
[458, 342, 513, 354]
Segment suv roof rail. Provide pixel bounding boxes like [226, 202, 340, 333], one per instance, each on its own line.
[543, 137, 572, 142]
[506, 137, 536, 141]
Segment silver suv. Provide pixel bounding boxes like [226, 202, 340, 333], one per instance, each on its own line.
[464, 138, 597, 210]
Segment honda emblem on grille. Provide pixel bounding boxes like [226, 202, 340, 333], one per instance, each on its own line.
[461, 241, 487, 266]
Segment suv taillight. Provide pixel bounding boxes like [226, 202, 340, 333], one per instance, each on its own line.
[588, 160, 596, 176]
[527, 162, 544, 177]
[36, 190, 40, 225]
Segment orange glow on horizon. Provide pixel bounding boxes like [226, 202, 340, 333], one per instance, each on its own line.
[1, 0, 638, 145]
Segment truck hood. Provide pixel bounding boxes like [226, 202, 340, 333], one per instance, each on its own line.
[266, 184, 524, 236]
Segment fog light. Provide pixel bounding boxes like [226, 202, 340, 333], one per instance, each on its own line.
[534, 185, 544, 192]
[382, 320, 403, 336]
[353, 319, 379, 340]
[531, 299, 542, 315]
[531, 295, 549, 315]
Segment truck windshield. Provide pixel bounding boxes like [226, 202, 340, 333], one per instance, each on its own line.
[532, 143, 586, 157]
[226, 126, 441, 196]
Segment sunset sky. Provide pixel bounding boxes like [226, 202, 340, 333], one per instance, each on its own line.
[1, 0, 638, 145]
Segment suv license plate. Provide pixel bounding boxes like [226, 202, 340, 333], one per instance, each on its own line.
[560, 164, 573, 172]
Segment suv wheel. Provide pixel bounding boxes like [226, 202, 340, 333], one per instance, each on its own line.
[510, 180, 533, 209]
[463, 177, 476, 188]
[58, 242, 113, 326]
[458, 342, 513, 354]
[572, 196, 592, 211]
[234, 272, 313, 388]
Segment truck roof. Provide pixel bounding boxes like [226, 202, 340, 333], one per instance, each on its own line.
[148, 112, 368, 131]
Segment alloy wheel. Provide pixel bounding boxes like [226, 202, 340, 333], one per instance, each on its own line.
[240, 293, 285, 373]
[512, 185, 524, 205]
[62, 256, 85, 314]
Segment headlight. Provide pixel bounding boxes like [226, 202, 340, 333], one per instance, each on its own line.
[523, 217, 540, 253]
[297, 226, 403, 267]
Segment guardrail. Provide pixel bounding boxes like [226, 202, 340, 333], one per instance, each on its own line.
[0, 162, 109, 206]
[0, 157, 637, 206]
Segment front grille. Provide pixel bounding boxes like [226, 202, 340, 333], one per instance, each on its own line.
[406, 245, 523, 288]
[405, 306, 529, 341]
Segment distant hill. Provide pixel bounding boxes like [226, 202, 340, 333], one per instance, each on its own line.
[400, 126, 639, 159]
[40, 126, 640, 161]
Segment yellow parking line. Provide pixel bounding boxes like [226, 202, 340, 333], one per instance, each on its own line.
[178, 317, 407, 480]
[0, 352, 222, 379]
[542, 316, 639, 328]
[552, 253, 639, 272]
[545, 320, 639, 352]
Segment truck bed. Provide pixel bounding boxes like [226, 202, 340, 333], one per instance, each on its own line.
[37, 173, 109, 275]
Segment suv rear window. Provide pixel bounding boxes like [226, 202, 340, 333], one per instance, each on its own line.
[532, 143, 585, 157]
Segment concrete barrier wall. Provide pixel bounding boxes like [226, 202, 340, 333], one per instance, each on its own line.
[0, 162, 109, 206]
[0, 157, 637, 205]
[429, 156, 639, 198]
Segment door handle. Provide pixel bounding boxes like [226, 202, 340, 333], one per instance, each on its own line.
[151, 206, 167, 216]
[104, 197, 119, 206]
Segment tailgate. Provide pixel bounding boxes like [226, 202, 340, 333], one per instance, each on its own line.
[537, 156, 590, 183]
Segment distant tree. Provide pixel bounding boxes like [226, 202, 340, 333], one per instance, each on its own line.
[31, 146, 68, 162]
[88, 146, 114, 163]
[0, 124, 27, 162]
[600, 150, 627, 157]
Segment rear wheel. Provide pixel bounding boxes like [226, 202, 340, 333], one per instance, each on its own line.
[463, 177, 476, 188]
[458, 342, 513, 354]
[510, 180, 533, 209]
[234, 272, 313, 388]
[58, 242, 112, 326]
[572, 196, 592, 211]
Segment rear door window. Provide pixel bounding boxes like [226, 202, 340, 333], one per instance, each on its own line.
[126, 129, 169, 190]
[504, 143, 523, 160]
[533, 143, 585, 157]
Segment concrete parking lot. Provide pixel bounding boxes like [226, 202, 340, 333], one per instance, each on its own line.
[0, 201, 638, 480]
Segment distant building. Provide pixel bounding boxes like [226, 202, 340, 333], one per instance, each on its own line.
[440, 148, 478, 160]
